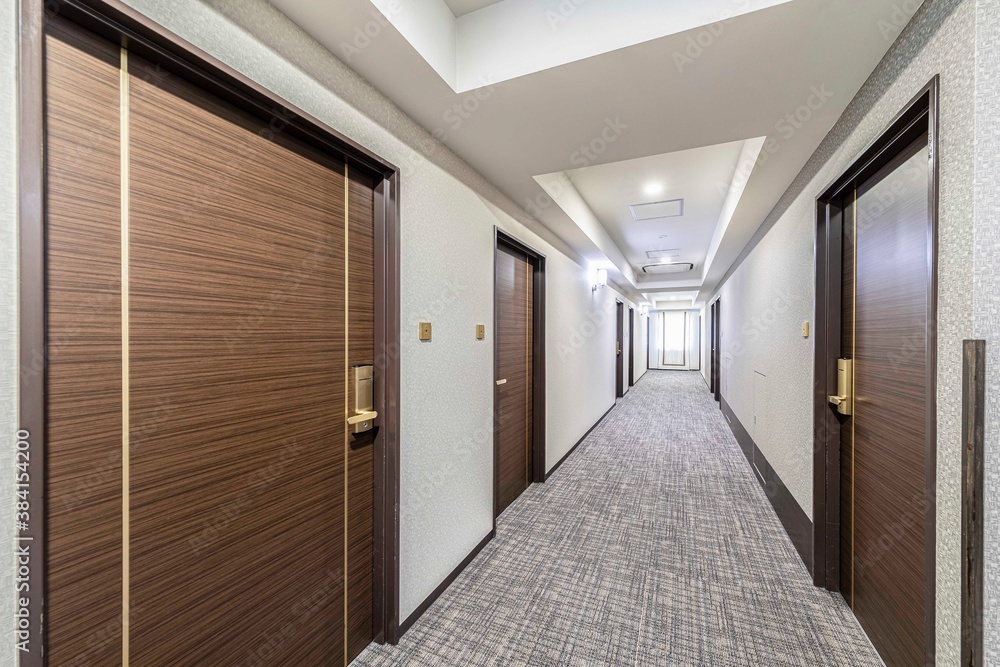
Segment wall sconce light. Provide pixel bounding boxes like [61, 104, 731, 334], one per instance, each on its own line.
[593, 268, 608, 291]
[640, 305, 649, 316]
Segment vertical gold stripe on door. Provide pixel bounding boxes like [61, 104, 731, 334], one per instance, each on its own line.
[343, 162, 351, 667]
[120, 44, 131, 667]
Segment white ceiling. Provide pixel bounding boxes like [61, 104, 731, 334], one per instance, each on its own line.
[268, 0, 922, 306]
[442, 0, 503, 17]
[561, 140, 747, 285]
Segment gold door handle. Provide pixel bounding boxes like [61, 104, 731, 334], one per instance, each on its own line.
[829, 358, 853, 415]
[496, 379, 507, 385]
[347, 411, 378, 425]
[616, 342, 621, 355]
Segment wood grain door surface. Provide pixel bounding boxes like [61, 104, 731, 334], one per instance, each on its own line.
[840, 136, 931, 666]
[44, 16, 376, 666]
[495, 244, 533, 516]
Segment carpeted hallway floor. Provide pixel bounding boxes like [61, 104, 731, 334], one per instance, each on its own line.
[356, 370, 881, 666]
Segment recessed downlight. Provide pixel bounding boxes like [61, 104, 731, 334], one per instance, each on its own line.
[644, 182, 664, 195]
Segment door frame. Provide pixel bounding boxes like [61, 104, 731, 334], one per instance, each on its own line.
[492, 228, 546, 524]
[628, 307, 635, 386]
[16, 0, 404, 662]
[711, 299, 721, 402]
[615, 300, 625, 398]
[811, 76, 938, 662]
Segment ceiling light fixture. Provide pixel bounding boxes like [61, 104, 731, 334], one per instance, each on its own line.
[644, 182, 664, 196]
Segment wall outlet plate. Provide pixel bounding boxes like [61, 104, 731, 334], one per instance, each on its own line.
[419, 322, 432, 341]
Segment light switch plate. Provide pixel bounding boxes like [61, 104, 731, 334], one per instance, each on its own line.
[419, 322, 432, 341]
[802, 321, 810, 338]
[476, 324, 485, 340]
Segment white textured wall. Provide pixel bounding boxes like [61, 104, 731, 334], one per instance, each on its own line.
[0, 0, 638, 628]
[706, 0, 976, 661]
[632, 310, 648, 385]
[976, 0, 1000, 663]
[1, 1, 17, 666]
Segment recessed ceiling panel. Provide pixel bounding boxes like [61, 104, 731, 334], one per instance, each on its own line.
[631, 199, 684, 221]
[646, 249, 681, 259]
[643, 262, 694, 274]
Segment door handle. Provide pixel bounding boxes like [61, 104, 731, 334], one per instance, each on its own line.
[347, 411, 378, 436]
[828, 358, 853, 415]
[496, 379, 507, 385]
[616, 342, 621, 355]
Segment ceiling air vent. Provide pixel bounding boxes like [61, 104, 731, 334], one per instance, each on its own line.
[642, 262, 694, 275]
[630, 198, 684, 221]
[646, 248, 681, 259]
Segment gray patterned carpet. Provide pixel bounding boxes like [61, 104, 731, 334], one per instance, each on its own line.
[356, 371, 881, 666]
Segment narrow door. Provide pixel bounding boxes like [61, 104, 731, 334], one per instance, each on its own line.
[628, 307, 635, 386]
[43, 17, 377, 665]
[615, 301, 625, 398]
[495, 243, 534, 515]
[839, 134, 931, 665]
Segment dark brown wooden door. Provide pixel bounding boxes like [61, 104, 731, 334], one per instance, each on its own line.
[615, 301, 625, 398]
[495, 244, 534, 515]
[44, 17, 376, 666]
[839, 135, 931, 666]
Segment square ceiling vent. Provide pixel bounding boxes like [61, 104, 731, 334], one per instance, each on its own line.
[630, 198, 684, 221]
[642, 262, 694, 275]
[646, 248, 681, 259]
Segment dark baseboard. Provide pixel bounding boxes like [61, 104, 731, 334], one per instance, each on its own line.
[398, 529, 495, 638]
[545, 404, 614, 481]
[721, 397, 813, 574]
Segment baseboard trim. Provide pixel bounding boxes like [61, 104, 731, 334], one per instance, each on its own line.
[398, 529, 495, 638]
[720, 396, 813, 574]
[545, 404, 614, 481]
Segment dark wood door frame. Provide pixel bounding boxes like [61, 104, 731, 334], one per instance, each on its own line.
[812, 76, 938, 663]
[492, 228, 546, 525]
[17, 0, 403, 662]
[712, 299, 721, 402]
[628, 307, 635, 387]
[615, 300, 625, 398]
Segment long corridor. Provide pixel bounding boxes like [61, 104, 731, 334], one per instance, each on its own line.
[358, 371, 881, 666]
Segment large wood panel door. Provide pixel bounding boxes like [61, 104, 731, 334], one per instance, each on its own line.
[839, 135, 932, 665]
[42, 15, 381, 666]
[495, 243, 534, 515]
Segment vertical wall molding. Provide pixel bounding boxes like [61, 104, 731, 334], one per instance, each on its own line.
[961, 339, 986, 667]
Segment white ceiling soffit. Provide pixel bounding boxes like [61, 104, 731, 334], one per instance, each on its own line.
[537, 137, 763, 293]
[367, 0, 793, 92]
[268, 0, 924, 306]
[646, 291, 699, 310]
[443, 0, 504, 18]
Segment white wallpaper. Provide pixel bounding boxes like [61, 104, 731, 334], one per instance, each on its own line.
[705, 0, 977, 661]
[976, 0, 1000, 662]
[0, 1, 17, 666]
